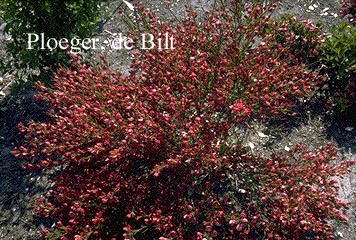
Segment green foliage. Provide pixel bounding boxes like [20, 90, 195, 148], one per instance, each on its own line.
[0, 0, 109, 85]
[319, 22, 356, 118]
[320, 22, 356, 89]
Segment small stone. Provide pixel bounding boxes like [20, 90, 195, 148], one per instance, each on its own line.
[122, 0, 134, 11]
[308, 5, 315, 11]
[238, 189, 247, 194]
[345, 127, 354, 132]
[322, 7, 330, 12]
[257, 131, 267, 138]
[284, 146, 290, 152]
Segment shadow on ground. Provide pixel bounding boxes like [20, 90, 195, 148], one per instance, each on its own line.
[0, 88, 53, 239]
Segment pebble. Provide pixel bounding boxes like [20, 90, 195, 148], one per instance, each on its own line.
[331, 12, 338, 18]
[0, 23, 7, 34]
[345, 127, 354, 132]
[257, 131, 267, 138]
[238, 188, 247, 194]
[122, 0, 134, 11]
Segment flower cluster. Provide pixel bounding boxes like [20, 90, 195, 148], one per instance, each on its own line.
[270, 15, 322, 66]
[341, 75, 356, 114]
[248, 143, 354, 239]
[11, 1, 354, 239]
[340, 0, 356, 26]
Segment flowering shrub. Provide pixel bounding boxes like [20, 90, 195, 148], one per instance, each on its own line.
[269, 15, 322, 66]
[248, 143, 354, 239]
[11, 1, 354, 239]
[340, 0, 356, 26]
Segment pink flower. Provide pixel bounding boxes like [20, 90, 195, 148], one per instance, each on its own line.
[229, 100, 251, 118]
